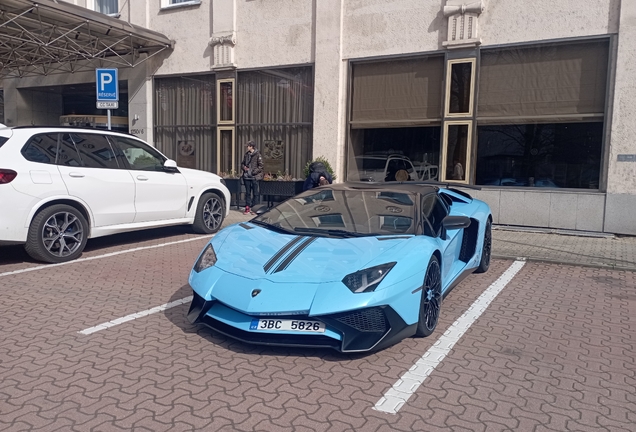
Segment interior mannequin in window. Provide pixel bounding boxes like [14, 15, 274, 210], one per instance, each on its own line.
[452, 158, 465, 181]
[241, 141, 264, 214]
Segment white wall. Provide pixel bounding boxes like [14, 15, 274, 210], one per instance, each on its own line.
[235, 0, 313, 68]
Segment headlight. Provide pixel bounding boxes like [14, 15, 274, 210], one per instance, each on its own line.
[194, 243, 217, 272]
[342, 262, 396, 293]
[220, 178, 226, 186]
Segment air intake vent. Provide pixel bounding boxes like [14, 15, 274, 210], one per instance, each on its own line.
[335, 307, 387, 333]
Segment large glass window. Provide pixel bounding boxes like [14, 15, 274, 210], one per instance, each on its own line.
[154, 75, 216, 172]
[476, 40, 608, 189]
[217, 79, 234, 124]
[445, 59, 475, 117]
[441, 122, 471, 183]
[347, 127, 440, 182]
[476, 122, 603, 189]
[95, 0, 118, 15]
[237, 67, 313, 178]
[347, 56, 444, 183]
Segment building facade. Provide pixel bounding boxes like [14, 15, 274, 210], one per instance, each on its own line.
[1, 0, 635, 235]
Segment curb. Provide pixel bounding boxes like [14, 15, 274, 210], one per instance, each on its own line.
[492, 254, 636, 272]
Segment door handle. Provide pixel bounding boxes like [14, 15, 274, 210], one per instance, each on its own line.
[68, 172, 85, 178]
[137, 175, 149, 181]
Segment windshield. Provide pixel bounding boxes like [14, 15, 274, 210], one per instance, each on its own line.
[254, 188, 417, 236]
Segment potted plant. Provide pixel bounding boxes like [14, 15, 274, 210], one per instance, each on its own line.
[303, 156, 337, 181]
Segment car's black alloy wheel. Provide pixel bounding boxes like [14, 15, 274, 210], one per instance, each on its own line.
[193, 192, 224, 234]
[475, 219, 492, 273]
[25, 204, 88, 263]
[415, 255, 442, 337]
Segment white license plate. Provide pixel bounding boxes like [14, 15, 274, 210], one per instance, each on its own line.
[249, 318, 326, 333]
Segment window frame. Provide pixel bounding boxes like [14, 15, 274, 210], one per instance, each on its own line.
[87, 0, 119, 17]
[216, 127, 235, 174]
[440, 120, 473, 184]
[160, 0, 202, 10]
[216, 78, 235, 125]
[444, 58, 476, 118]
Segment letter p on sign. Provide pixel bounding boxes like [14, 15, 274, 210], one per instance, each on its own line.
[95, 68, 118, 101]
[100, 72, 112, 91]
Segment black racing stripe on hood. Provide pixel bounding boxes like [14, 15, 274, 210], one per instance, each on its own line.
[272, 237, 317, 274]
[263, 235, 304, 273]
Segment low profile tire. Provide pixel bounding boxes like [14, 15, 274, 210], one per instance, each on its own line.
[415, 255, 442, 337]
[192, 192, 225, 234]
[475, 219, 492, 274]
[24, 204, 88, 264]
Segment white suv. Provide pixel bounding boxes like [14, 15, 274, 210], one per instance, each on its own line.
[0, 127, 230, 263]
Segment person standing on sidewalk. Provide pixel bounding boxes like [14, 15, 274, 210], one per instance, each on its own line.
[240, 140, 264, 215]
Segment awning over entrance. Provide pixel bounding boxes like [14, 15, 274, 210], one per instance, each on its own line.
[0, 0, 173, 79]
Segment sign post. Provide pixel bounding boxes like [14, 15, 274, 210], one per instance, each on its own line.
[95, 68, 119, 130]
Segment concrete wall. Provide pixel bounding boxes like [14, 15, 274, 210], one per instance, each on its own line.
[470, 189, 606, 232]
[14, 89, 63, 127]
[604, 0, 636, 234]
[149, 2, 212, 75]
[236, 0, 313, 68]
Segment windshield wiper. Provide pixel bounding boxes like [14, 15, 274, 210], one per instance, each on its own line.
[250, 219, 296, 235]
[293, 227, 368, 238]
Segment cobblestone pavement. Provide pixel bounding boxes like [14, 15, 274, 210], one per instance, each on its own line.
[1, 211, 635, 431]
[492, 227, 636, 271]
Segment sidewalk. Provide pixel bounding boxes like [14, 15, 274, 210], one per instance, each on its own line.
[224, 210, 636, 271]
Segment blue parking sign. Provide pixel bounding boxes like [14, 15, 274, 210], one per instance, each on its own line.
[96, 68, 119, 101]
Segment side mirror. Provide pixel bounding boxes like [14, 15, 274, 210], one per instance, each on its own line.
[442, 215, 471, 230]
[164, 159, 178, 173]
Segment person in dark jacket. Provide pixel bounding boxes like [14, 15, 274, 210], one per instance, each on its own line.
[241, 141, 264, 214]
[303, 161, 333, 191]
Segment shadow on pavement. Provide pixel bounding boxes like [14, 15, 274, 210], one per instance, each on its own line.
[163, 284, 368, 361]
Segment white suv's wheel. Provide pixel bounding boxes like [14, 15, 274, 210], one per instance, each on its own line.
[25, 205, 88, 263]
[192, 192, 225, 234]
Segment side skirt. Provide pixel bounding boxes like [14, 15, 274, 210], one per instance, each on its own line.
[442, 265, 477, 299]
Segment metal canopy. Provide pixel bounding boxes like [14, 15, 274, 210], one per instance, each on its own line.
[0, 0, 174, 79]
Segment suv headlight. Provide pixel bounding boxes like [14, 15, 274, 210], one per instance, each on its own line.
[194, 244, 217, 272]
[342, 262, 396, 293]
[220, 178, 226, 186]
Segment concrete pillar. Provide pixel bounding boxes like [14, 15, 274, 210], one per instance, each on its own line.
[312, 0, 347, 181]
[604, 1, 636, 234]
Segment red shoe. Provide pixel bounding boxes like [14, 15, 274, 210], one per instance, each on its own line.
[243, 206, 250, 215]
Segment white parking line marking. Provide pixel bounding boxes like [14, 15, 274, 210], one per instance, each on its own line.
[0, 236, 212, 279]
[78, 296, 193, 335]
[374, 260, 526, 414]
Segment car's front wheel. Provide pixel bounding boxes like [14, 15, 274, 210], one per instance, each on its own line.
[415, 255, 442, 337]
[25, 204, 88, 263]
[192, 192, 225, 234]
[475, 219, 492, 273]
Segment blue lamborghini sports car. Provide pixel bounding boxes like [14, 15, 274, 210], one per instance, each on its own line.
[187, 182, 492, 353]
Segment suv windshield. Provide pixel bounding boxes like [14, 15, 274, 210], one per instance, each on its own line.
[254, 188, 416, 236]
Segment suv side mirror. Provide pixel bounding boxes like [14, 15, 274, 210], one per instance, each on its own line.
[164, 159, 179, 173]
